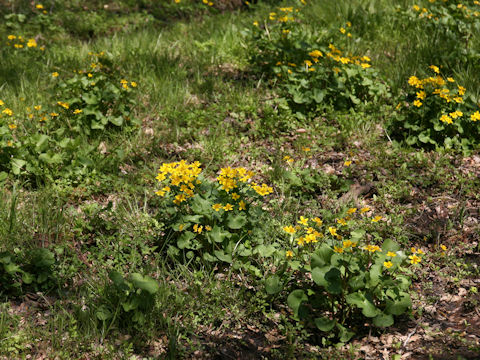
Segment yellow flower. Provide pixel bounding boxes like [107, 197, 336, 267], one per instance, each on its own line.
[360, 207, 370, 213]
[364, 244, 381, 253]
[253, 21, 259, 26]
[212, 203, 222, 211]
[130, 81, 137, 87]
[416, 90, 426, 100]
[173, 194, 186, 205]
[347, 208, 357, 214]
[239, 200, 246, 211]
[231, 193, 240, 201]
[297, 237, 305, 246]
[2, 108, 13, 116]
[27, 38, 37, 48]
[205, 225, 212, 231]
[286, 250, 293, 259]
[57, 101, 69, 109]
[449, 111, 462, 119]
[383, 261, 393, 269]
[429, 65, 440, 74]
[360, 63, 371, 69]
[305, 234, 317, 244]
[413, 100, 422, 107]
[343, 240, 355, 248]
[328, 227, 337, 236]
[470, 111, 480, 122]
[8, 123, 17, 130]
[0, 100, 4, 106]
[337, 218, 347, 226]
[73, 109, 83, 114]
[409, 254, 421, 264]
[52, 72, 59, 77]
[193, 224, 203, 234]
[440, 244, 447, 251]
[344, 160, 352, 166]
[36, 4, 44, 9]
[387, 251, 397, 257]
[313, 217, 323, 226]
[340, 27, 346, 34]
[371, 215, 382, 222]
[334, 246, 344, 253]
[178, 224, 185, 231]
[283, 225, 296, 234]
[440, 114, 453, 124]
[453, 96, 463, 103]
[408, 76, 422, 88]
[458, 85, 466, 95]
[7, 35, 16, 40]
[309, 50, 323, 58]
[447, 77, 455, 83]
[298, 216, 309, 226]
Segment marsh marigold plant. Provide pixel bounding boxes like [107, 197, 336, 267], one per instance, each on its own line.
[155, 161, 273, 265]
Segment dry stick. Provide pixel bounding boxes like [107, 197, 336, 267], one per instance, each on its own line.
[402, 322, 420, 349]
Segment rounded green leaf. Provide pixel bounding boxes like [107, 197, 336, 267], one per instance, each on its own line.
[129, 273, 159, 294]
[227, 214, 247, 230]
[287, 289, 308, 317]
[265, 275, 283, 295]
[314, 317, 335, 332]
[373, 313, 394, 328]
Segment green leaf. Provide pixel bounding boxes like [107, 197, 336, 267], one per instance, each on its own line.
[381, 239, 400, 253]
[254, 244, 276, 258]
[190, 195, 212, 214]
[368, 264, 382, 286]
[345, 292, 378, 318]
[385, 293, 411, 315]
[324, 267, 342, 294]
[96, 305, 113, 321]
[109, 270, 126, 288]
[214, 250, 232, 263]
[337, 323, 355, 343]
[311, 244, 333, 268]
[227, 213, 247, 230]
[177, 231, 195, 249]
[287, 289, 308, 317]
[373, 313, 394, 327]
[418, 133, 434, 144]
[265, 275, 283, 295]
[208, 226, 231, 243]
[350, 229, 366, 241]
[0, 172, 7, 182]
[129, 273, 159, 294]
[109, 116, 123, 126]
[314, 317, 335, 332]
[202, 252, 217, 262]
[22, 272, 34, 284]
[11, 159, 26, 175]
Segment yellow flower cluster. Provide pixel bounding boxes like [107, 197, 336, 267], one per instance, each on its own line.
[120, 79, 138, 90]
[5, 35, 44, 50]
[412, 2, 480, 20]
[407, 68, 480, 124]
[217, 166, 273, 196]
[155, 161, 202, 204]
[409, 247, 425, 264]
[283, 216, 324, 247]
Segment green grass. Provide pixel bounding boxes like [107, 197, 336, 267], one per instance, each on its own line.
[1, 0, 480, 358]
